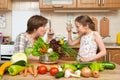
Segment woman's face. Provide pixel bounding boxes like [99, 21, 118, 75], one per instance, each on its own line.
[75, 21, 87, 34]
[36, 25, 47, 37]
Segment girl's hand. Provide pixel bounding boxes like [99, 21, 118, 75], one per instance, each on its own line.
[79, 57, 91, 62]
[66, 25, 72, 33]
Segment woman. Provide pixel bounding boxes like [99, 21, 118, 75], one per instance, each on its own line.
[66, 15, 106, 62]
[14, 15, 54, 60]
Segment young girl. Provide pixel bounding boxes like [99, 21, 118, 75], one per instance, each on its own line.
[66, 15, 106, 62]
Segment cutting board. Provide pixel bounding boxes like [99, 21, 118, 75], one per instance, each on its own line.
[91, 17, 98, 31]
[100, 17, 109, 37]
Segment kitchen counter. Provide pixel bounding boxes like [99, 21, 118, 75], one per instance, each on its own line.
[2, 60, 120, 80]
[71, 43, 120, 49]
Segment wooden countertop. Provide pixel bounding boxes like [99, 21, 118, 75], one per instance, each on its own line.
[2, 60, 120, 80]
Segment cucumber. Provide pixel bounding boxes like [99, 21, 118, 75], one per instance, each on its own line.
[12, 60, 26, 66]
[72, 62, 92, 69]
[102, 62, 116, 69]
[55, 71, 64, 79]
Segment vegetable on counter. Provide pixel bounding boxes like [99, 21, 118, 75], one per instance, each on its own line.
[38, 65, 47, 74]
[62, 63, 77, 71]
[64, 68, 80, 78]
[72, 62, 92, 70]
[81, 67, 92, 78]
[11, 52, 28, 64]
[33, 66, 38, 77]
[55, 71, 64, 79]
[8, 65, 25, 76]
[12, 60, 26, 66]
[0, 61, 12, 79]
[23, 67, 28, 77]
[50, 67, 59, 76]
[89, 62, 104, 71]
[89, 62, 102, 78]
[102, 61, 116, 69]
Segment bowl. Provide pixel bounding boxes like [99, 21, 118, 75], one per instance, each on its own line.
[39, 54, 57, 64]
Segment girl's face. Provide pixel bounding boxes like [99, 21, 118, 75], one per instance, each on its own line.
[36, 25, 47, 37]
[75, 21, 87, 34]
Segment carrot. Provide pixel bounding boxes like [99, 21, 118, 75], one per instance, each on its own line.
[19, 70, 23, 75]
[23, 67, 28, 77]
[33, 66, 38, 77]
[28, 66, 34, 75]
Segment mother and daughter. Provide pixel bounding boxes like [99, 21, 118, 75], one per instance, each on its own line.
[14, 15, 106, 62]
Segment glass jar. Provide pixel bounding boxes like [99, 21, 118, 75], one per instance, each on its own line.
[0, 32, 3, 44]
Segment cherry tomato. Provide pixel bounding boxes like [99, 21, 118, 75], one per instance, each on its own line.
[38, 65, 47, 74]
[50, 67, 59, 76]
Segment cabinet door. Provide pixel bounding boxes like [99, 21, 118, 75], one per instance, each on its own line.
[39, 0, 76, 10]
[101, 0, 120, 8]
[77, 0, 100, 9]
[0, 0, 11, 10]
[108, 49, 120, 65]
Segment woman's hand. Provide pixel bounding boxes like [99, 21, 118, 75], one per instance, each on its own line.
[47, 28, 54, 43]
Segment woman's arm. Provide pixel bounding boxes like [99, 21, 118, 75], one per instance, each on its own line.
[14, 33, 27, 53]
[46, 28, 54, 43]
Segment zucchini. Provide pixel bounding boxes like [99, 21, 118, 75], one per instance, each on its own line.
[11, 52, 28, 64]
[12, 60, 26, 66]
[55, 71, 64, 78]
[102, 62, 116, 69]
[0, 63, 3, 67]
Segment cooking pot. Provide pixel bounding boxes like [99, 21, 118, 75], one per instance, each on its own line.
[116, 32, 120, 44]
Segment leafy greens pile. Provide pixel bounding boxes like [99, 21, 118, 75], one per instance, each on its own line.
[25, 37, 77, 60]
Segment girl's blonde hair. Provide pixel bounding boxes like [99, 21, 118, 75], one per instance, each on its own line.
[75, 15, 95, 31]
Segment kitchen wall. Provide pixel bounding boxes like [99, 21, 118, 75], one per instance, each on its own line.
[0, 0, 120, 43]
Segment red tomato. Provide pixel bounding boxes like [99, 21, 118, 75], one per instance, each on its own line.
[38, 65, 47, 74]
[50, 67, 59, 76]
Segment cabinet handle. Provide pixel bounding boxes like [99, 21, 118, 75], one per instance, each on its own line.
[108, 51, 111, 61]
[52, 5, 63, 8]
[102, 0, 105, 6]
[98, 0, 101, 6]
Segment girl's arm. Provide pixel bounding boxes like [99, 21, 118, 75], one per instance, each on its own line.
[67, 26, 81, 46]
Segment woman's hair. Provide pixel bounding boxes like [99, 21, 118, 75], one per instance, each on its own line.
[26, 15, 48, 34]
[75, 15, 95, 31]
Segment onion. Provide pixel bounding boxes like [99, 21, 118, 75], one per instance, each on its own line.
[92, 70, 100, 78]
[81, 67, 92, 78]
[47, 48, 53, 53]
